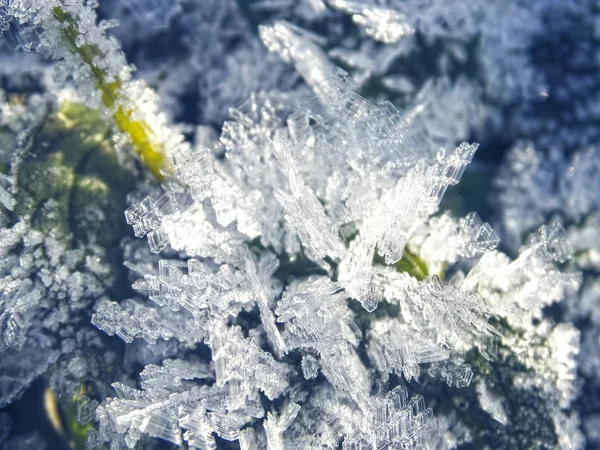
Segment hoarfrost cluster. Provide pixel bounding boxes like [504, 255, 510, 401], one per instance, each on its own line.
[0, 0, 598, 449]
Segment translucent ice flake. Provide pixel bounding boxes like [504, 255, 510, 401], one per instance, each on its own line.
[337, 176, 421, 303]
[327, 0, 414, 43]
[171, 146, 218, 203]
[161, 203, 247, 263]
[140, 359, 213, 390]
[367, 318, 449, 382]
[0, 279, 42, 350]
[76, 395, 99, 426]
[529, 222, 573, 264]
[409, 275, 499, 353]
[125, 193, 178, 253]
[147, 260, 184, 310]
[409, 212, 498, 268]
[429, 359, 473, 388]
[459, 212, 500, 257]
[476, 382, 508, 425]
[301, 354, 320, 379]
[264, 402, 301, 450]
[91, 298, 203, 345]
[97, 368, 236, 448]
[277, 278, 368, 406]
[209, 322, 289, 406]
[337, 142, 478, 308]
[244, 253, 288, 359]
[259, 20, 335, 88]
[462, 223, 579, 326]
[301, 69, 438, 171]
[273, 138, 341, 260]
[339, 387, 437, 449]
[102, 253, 282, 344]
[338, 234, 378, 311]
[275, 276, 347, 322]
[437, 142, 478, 187]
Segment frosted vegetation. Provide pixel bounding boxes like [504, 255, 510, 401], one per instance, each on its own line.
[0, 0, 598, 449]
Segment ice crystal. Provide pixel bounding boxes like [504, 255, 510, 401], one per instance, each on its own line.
[327, 0, 415, 44]
[325, 0, 550, 102]
[263, 401, 301, 450]
[91, 66, 508, 446]
[475, 382, 508, 425]
[367, 317, 448, 382]
[0, 101, 132, 406]
[342, 387, 438, 449]
[259, 21, 335, 88]
[105, 0, 183, 32]
[462, 224, 579, 328]
[85, 52, 586, 445]
[1, 0, 595, 448]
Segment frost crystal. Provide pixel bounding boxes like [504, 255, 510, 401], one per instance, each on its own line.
[263, 401, 301, 450]
[1, 0, 594, 447]
[463, 224, 579, 327]
[345, 387, 438, 449]
[86, 57, 515, 446]
[476, 382, 507, 425]
[328, 0, 415, 44]
[89, 66, 504, 446]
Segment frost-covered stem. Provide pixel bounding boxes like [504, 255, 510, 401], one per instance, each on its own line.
[52, 6, 166, 181]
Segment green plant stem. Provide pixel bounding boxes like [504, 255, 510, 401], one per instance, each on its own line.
[52, 6, 166, 181]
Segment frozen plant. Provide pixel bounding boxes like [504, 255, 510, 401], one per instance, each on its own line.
[0, 0, 595, 449]
[494, 141, 600, 446]
[0, 98, 138, 412]
[91, 56, 583, 448]
[1, 0, 190, 179]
